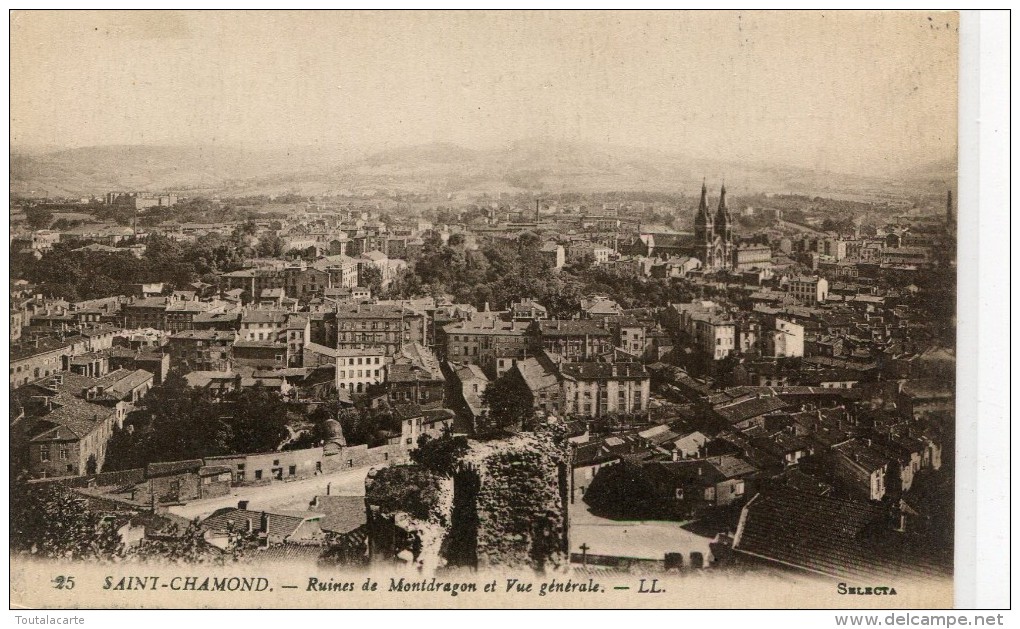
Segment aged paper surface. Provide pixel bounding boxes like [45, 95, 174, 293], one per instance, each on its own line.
[9, 10, 959, 610]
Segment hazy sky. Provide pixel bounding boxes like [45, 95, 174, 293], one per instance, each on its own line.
[11, 11, 958, 176]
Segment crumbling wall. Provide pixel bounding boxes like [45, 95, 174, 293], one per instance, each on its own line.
[464, 433, 568, 572]
[363, 432, 568, 574]
[364, 465, 453, 571]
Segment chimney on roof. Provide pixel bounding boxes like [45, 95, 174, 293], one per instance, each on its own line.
[261, 512, 270, 534]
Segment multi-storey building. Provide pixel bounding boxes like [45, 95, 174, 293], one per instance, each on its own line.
[560, 362, 650, 417]
[442, 314, 529, 378]
[667, 300, 737, 360]
[240, 309, 289, 342]
[335, 347, 388, 393]
[380, 342, 445, 409]
[121, 297, 169, 330]
[764, 318, 805, 358]
[785, 276, 829, 305]
[13, 370, 152, 478]
[10, 336, 86, 388]
[168, 330, 236, 372]
[336, 303, 426, 357]
[733, 243, 773, 270]
[529, 319, 615, 361]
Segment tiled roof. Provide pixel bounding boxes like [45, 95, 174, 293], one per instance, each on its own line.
[560, 362, 648, 381]
[734, 488, 943, 580]
[705, 454, 757, 479]
[201, 508, 317, 541]
[10, 337, 76, 361]
[515, 357, 559, 392]
[147, 459, 204, 477]
[536, 319, 613, 337]
[171, 330, 236, 341]
[336, 303, 406, 319]
[314, 495, 367, 534]
[93, 369, 153, 400]
[714, 396, 790, 425]
[241, 310, 289, 324]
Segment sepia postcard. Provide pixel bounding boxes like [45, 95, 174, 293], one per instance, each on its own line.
[9, 10, 970, 612]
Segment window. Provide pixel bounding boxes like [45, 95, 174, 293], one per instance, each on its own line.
[288, 465, 296, 476]
[59, 447, 69, 461]
[40, 446, 49, 462]
[255, 470, 263, 480]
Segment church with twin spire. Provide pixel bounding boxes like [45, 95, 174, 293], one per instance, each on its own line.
[692, 180, 735, 271]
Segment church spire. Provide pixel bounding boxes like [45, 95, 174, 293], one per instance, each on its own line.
[715, 182, 732, 224]
[694, 178, 713, 243]
[698, 178, 709, 212]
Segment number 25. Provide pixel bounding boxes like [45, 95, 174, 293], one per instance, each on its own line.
[52, 576, 75, 590]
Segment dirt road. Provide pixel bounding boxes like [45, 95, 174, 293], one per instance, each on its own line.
[168, 465, 372, 521]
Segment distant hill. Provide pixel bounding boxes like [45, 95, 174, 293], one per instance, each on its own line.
[10, 139, 955, 200]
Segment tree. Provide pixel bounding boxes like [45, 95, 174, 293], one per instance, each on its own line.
[255, 234, 285, 258]
[10, 478, 123, 560]
[359, 264, 384, 296]
[130, 520, 223, 564]
[582, 460, 663, 520]
[225, 385, 290, 454]
[411, 433, 469, 475]
[480, 373, 534, 436]
[25, 207, 53, 230]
